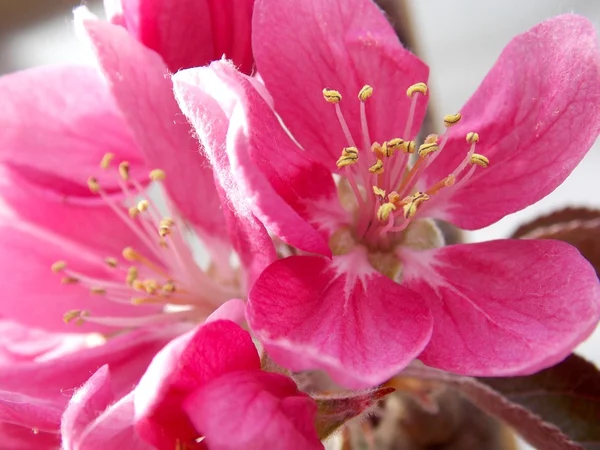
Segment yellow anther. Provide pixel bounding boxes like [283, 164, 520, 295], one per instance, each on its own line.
[137, 200, 149, 212]
[336, 147, 359, 168]
[51, 261, 67, 273]
[444, 174, 456, 186]
[358, 85, 373, 101]
[401, 141, 416, 154]
[143, 279, 159, 295]
[61, 276, 79, 284]
[466, 132, 479, 144]
[161, 217, 175, 227]
[388, 191, 401, 204]
[132, 279, 145, 291]
[100, 153, 115, 169]
[122, 247, 139, 261]
[418, 142, 440, 157]
[149, 169, 166, 181]
[126, 266, 138, 285]
[162, 280, 176, 294]
[104, 257, 118, 268]
[128, 206, 139, 219]
[443, 113, 462, 127]
[382, 139, 403, 157]
[402, 192, 430, 219]
[63, 309, 88, 325]
[377, 202, 396, 222]
[323, 88, 342, 103]
[90, 287, 106, 295]
[424, 134, 438, 144]
[369, 159, 384, 174]
[371, 142, 385, 159]
[158, 217, 175, 237]
[372, 186, 386, 200]
[87, 177, 100, 193]
[470, 153, 490, 168]
[406, 82, 428, 97]
[118, 161, 130, 181]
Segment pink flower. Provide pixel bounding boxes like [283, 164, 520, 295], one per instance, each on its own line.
[173, 0, 600, 388]
[132, 317, 322, 450]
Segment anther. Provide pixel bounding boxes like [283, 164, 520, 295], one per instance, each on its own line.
[443, 113, 462, 127]
[418, 142, 440, 157]
[143, 279, 159, 295]
[424, 134, 438, 144]
[90, 287, 106, 295]
[63, 310, 88, 325]
[358, 85, 373, 101]
[122, 247, 139, 261]
[126, 266, 138, 285]
[149, 169, 166, 181]
[118, 161, 130, 181]
[466, 132, 480, 144]
[371, 142, 385, 159]
[369, 159, 384, 174]
[388, 191, 401, 204]
[162, 280, 176, 294]
[104, 257, 118, 268]
[158, 218, 174, 237]
[100, 153, 115, 169]
[406, 82, 428, 97]
[401, 141, 416, 154]
[137, 200, 149, 212]
[61, 276, 79, 284]
[372, 186, 386, 200]
[382, 138, 404, 157]
[51, 261, 67, 273]
[336, 147, 359, 168]
[377, 202, 396, 222]
[323, 88, 342, 103]
[470, 154, 490, 168]
[403, 192, 430, 219]
[128, 206, 139, 219]
[87, 177, 100, 193]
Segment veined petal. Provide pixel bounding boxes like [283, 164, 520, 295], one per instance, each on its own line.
[118, 0, 254, 73]
[253, 0, 429, 166]
[0, 65, 146, 197]
[422, 15, 600, 229]
[402, 239, 600, 375]
[75, 7, 228, 242]
[183, 371, 322, 450]
[0, 390, 63, 433]
[134, 320, 260, 449]
[172, 66, 276, 287]
[247, 253, 432, 389]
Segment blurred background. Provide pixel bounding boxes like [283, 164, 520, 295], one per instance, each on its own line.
[1, 1, 599, 447]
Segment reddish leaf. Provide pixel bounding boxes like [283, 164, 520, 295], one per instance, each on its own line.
[512, 207, 600, 277]
[457, 354, 600, 450]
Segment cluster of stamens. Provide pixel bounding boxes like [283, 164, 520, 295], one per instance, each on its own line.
[323, 82, 489, 248]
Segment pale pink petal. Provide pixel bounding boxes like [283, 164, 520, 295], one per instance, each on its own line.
[183, 370, 322, 450]
[247, 252, 433, 388]
[75, 8, 228, 242]
[61, 365, 114, 450]
[172, 66, 276, 286]
[253, 0, 429, 166]
[205, 298, 246, 324]
[118, 0, 254, 73]
[0, 65, 146, 197]
[0, 390, 62, 433]
[175, 62, 337, 256]
[422, 15, 600, 229]
[0, 422, 59, 450]
[134, 320, 259, 449]
[402, 239, 600, 375]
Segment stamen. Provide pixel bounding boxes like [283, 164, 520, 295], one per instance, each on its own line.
[426, 175, 456, 196]
[122, 247, 171, 279]
[137, 200, 150, 212]
[128, 206, 140, 219]
[90, 287, 106, 295]
[417, 142, 439, 158]
[377, 202, 396, 222]
[104, 257, 118, 268]
[466, 132, 480, 144]
[336, 147, 359, 168]
[401, 141, 416, 154]
[87, 177, 100, 193]
[406, 82, 428, 97]
[149, 169, 166, 181]
[424, 134, 439, 144]
[382, 138, 403, 157]
[402, 192, 430, 219]
[118, 161, 130, 181]
[372, 186, 386, 200]
[61, 276, 79, 284]
[51, 261, 67, 273]
[126, 266, 138, 286]
[368, 159, 384, 174]
[388, 191, 401, 204]
[443, 113, 462, 127]
[358, 85, 373, 101]
[470, 153, 490, 168]
[322, 88, 342, 103]
[158, 218, 174, 237]
[371, 142, 385, 159]
[100, 153, 115, 169]
[63, 309, 88, 326]
[358, 85, 373, 149]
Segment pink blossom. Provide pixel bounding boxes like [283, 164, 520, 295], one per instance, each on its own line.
[132, 318, 322, 450]
[173, 0, 600, 388]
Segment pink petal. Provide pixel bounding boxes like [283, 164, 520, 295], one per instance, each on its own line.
[61, 365, 114, 449]
[0, 422, 59, 450]
[0, 65, 145, 197]
[205, 298, 246, 324]
[119, 0, 254, 73]
[75, 8, 228, 243]
[172, 65, 276, 286]
[183, 370, 322, 450]
[247, 253, 433, 388]
[0, 178, 162, 332]
[134, 320, 259, 449]
[0, 390, 63, 433]
[174, 62, 337, 256]
[253, 0, 429, 166]
[402, 239, 600, 375]
[422, 15, 600, 229]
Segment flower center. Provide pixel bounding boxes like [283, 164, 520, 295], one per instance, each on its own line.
[53, 155, 239, 328]
[323, 83, 488, 278]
